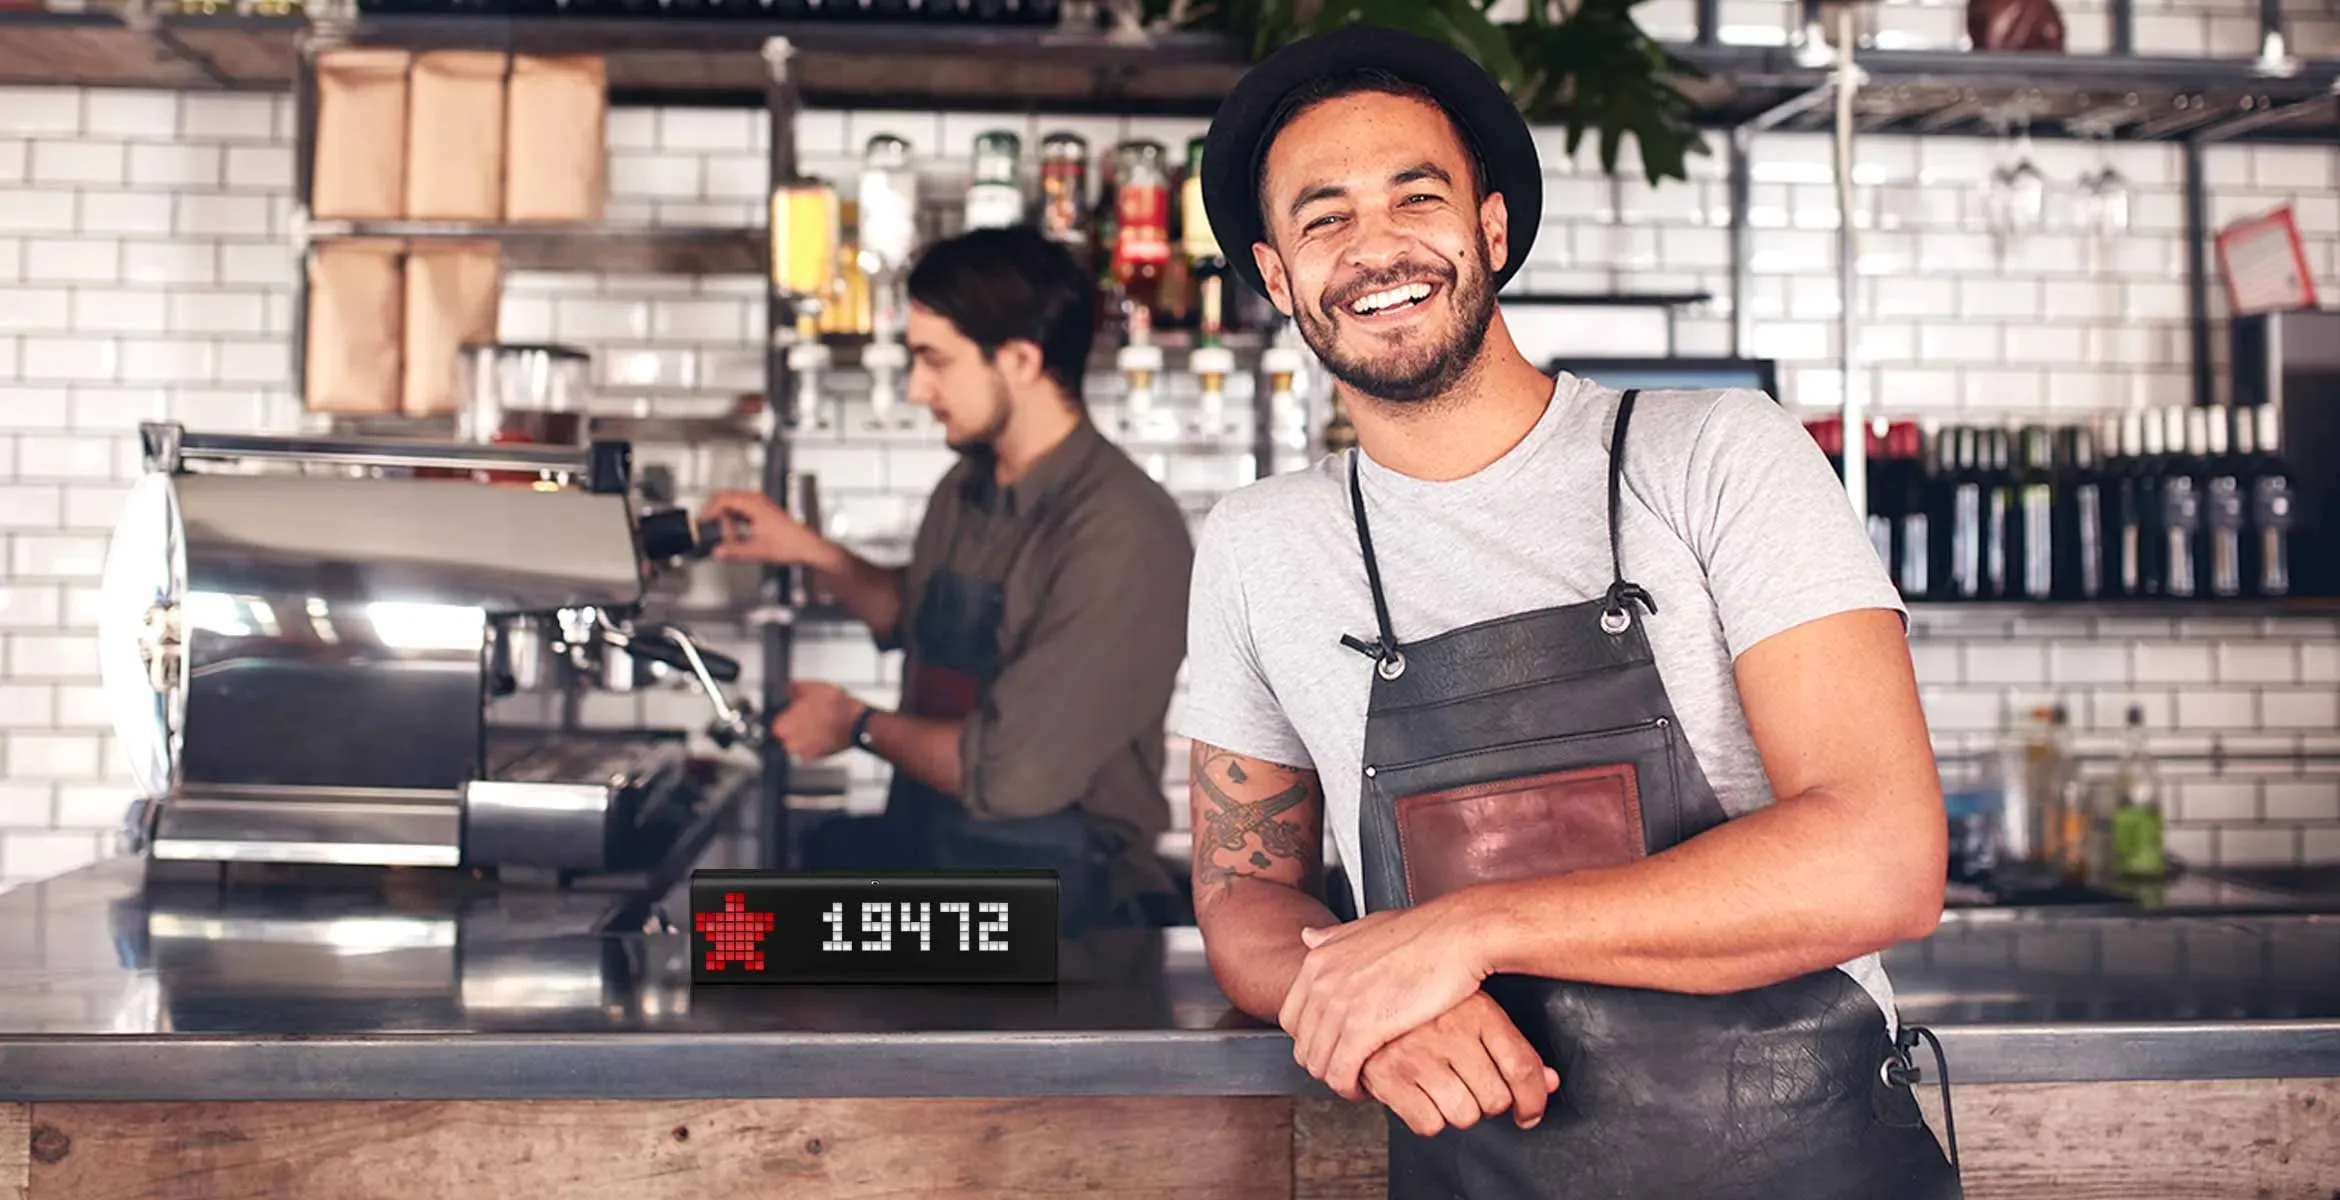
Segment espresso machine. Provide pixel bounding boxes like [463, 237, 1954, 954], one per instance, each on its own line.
[100, 421, 770, 888]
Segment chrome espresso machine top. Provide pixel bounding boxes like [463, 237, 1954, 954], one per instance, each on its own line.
[99, 422, 766, 882]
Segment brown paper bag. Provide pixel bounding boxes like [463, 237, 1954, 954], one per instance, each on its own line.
[305, 240, 405, 416]
[505, 55, 608, 224]
[312, 49, 413, 221]
[406, 50, 508, 222]
[403, 242, 502, 418]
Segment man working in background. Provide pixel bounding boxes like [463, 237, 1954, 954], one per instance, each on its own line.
[703, 225, 1194, 932]
[1178, 27, 1962, 1199]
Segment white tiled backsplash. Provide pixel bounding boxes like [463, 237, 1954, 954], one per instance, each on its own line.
[5, 10, 2340, 887]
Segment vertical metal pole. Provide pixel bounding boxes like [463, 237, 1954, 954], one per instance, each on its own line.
[290, 31, 321, 412]
[2183, 136, 2215, 410]
[759, 38, 802, 871]
[1695, 0, 1720, 46]
[2110, 0, 2135, 56]
[1728, 127, 1753, 360]
[1832, 11, 1866, 519]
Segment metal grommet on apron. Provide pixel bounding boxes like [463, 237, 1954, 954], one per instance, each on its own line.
[1337, 390, 1963, 1200]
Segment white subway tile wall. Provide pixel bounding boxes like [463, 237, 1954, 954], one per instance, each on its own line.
[3, 36, 2340, 887]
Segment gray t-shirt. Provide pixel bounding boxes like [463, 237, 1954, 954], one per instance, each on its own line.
[1178, 373, 1910, 1019]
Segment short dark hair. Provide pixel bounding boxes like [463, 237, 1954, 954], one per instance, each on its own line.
[905, 225, 1098, 402]
[1251, 67, 1493, 233]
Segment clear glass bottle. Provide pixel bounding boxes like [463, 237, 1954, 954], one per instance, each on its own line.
[1038, 132, 1091, 262]
[964, 131, 1025, 231]
[2110, 704, 2167, 879]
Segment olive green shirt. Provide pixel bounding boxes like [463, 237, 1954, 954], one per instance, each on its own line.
[884, 419, 1193, 897]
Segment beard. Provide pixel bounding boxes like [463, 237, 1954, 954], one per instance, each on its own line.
[944, 376, 1016, 455]
[1292, 236, 1499, 406]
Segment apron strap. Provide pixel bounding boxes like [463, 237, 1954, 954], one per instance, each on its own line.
[1603, 389, 1659, 630]
[1343, 451, 1406, 677]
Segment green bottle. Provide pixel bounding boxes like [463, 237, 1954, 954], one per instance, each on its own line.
[2110, 704, 2167, 879]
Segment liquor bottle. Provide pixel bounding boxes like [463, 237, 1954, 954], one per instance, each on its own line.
[1917, 423, 1957, 600]
[1864, 419, 1896, 576]
[1181, 137, 1230, 338]
[2105, 412, 2145, 598]
[1895, 421, 1933, 598]
[2015, 425, 2055, 600]
[1982, 426, 2015, 599]
[1948, 426, 1984, 600]
[1091, 147, 1121, 330]
[963, 131, 1026, 232]
[2136, 408, 2168, 596]
[1183, 136, 1238, 438]
[2058, 423, 2105, 601]
[2202, 406, 2246, 599]
[1111, 140, 1173, 329]
[1038, 133, 1091, 268]
[1156, 144, 1197, 332]
[2109, 704, 2167, 880]
[2161, 408, 2203, 599]
[2247, 404, 2295, 597]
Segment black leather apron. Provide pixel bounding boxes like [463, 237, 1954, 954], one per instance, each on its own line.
[1341, 390, 1962, 1200]
[802, 492, 1126, 935]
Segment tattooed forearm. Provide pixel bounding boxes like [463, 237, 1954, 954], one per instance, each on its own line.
[1189, 742, 1323, 908]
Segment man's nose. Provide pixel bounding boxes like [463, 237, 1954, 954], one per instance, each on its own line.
[1341, 210, 1414, 271]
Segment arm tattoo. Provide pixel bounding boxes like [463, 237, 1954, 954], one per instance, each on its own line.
[1190, 744, 1322, 906]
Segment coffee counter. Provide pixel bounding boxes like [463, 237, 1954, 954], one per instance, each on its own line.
[0, 857, 2335, 1198]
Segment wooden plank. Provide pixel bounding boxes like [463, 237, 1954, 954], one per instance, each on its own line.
[26, 1097, 1292, 1200]
[2, 1103, 27, 1200]
[1917, 1078, 2340, 1199]
[1294, 1079, 2340, 1200]
[1291, 1097, 1383, 1200]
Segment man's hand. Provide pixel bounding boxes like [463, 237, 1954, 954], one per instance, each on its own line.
[769, 681, 865, 761]
[1280, 901, 1491, 1100]
[1362, 991, 1559, 1137]
[700, 490, 833, 568]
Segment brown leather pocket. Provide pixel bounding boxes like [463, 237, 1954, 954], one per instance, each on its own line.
[1395, 763, 1647, 904]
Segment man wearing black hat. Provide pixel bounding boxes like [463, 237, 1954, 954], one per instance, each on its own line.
[1178, 26, 1963, 1199]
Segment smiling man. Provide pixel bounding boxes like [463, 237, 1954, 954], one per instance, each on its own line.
[1179, 27, 1964, 1199]
[702, 226, 1193, 934]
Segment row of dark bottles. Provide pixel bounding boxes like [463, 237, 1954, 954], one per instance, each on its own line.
[354, 0, 1061, 19]
[1807, 405, 2298, 603]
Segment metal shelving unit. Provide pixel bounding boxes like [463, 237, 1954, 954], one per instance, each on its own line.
[52, 1, 2339, 863]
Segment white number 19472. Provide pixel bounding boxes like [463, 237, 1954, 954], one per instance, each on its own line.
[822, 900, 1009, 953]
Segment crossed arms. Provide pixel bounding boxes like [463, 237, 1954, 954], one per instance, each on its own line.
[1188, 608, 1948, 1132]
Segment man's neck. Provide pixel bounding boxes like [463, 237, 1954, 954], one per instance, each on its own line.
[1348, 316, 1555, 483]
[990, 397, 1084, 486]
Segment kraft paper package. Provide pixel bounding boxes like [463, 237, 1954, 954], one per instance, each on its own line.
[311, 49, 413, 221]
[403, 242, 502, 418]
[505, 55, 609, 224]
[406, 50, 508, 221]
[305, 240, 405, 416]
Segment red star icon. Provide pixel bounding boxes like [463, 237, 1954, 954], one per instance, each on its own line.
[696, 892, 775, 972]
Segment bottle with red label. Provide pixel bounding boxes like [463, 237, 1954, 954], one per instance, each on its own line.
[1111, 140, 1172, 328]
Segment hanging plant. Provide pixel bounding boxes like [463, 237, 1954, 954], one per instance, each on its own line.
[1155, 0, 1710, 187]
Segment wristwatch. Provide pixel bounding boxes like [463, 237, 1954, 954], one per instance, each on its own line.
[849, 706, 877, 753]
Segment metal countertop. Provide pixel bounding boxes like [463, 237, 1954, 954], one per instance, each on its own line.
[0, 857, 2336, 1101]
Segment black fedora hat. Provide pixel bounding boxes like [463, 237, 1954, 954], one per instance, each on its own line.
[1199, 25, 1543, 302]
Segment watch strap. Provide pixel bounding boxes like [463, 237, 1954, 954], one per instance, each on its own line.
[850, 706, 877, 752]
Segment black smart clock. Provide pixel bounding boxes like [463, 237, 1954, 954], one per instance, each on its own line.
[689, 870, 1059, 985]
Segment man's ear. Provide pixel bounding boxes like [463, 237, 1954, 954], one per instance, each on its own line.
[1253, 242, 1294, 318]
[1481, 190, 1510, 276]
[995, 338, 1045, 386]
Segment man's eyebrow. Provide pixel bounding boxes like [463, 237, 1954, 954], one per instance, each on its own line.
[1392, 162, 1453, 188]
[1287, 181, 1347, 220]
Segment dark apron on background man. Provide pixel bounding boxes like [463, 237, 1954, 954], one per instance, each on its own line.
[806, 477, 1128, 936]
[1339, 391, 1962, 1200]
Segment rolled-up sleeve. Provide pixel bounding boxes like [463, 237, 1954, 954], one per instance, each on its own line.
[957, 499, 1192, 820]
